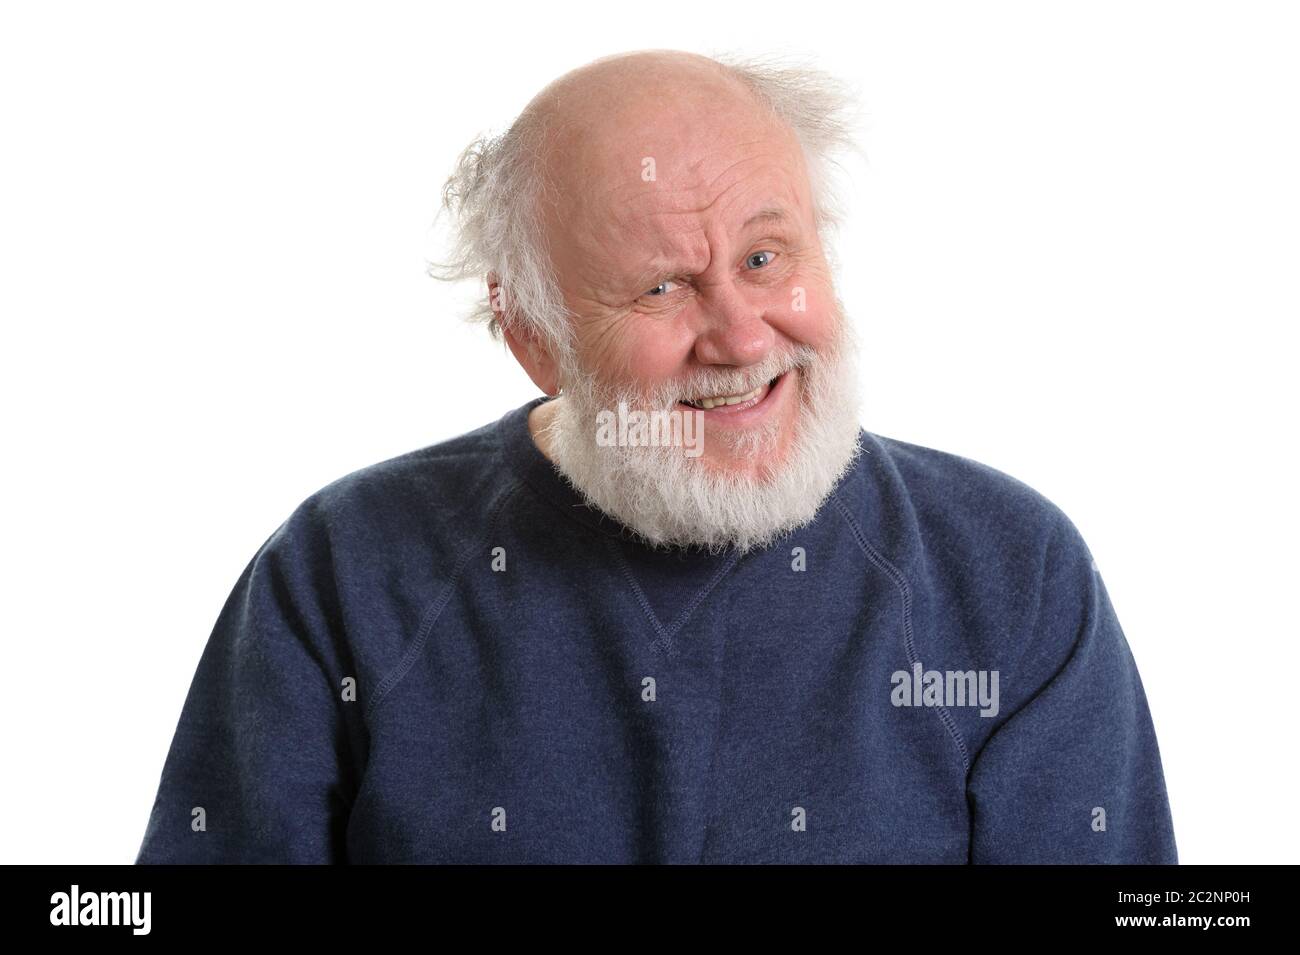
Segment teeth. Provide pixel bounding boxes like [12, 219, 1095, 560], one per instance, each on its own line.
[688, 384, 763, 409]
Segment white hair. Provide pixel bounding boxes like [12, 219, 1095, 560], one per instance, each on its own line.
[424, 50, 866, 359]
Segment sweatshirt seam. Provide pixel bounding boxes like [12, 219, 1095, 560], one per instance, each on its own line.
[665, 550, 741, 637]
[604, 538, 742, 657]
[363, 481, 523, 723]
[603, 537, 675, 657]
[830, 489, 972, 773]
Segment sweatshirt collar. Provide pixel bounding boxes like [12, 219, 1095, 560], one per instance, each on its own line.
[498, 395, 642, 541]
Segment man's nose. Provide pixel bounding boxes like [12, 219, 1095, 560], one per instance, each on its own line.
[690, 284, 776, 366]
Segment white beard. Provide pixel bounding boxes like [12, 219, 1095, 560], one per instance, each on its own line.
[539, 310, 864, 554]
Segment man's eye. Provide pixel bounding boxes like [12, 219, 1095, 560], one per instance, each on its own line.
[746, 251, 775, 269]
[644, 279, 680, 296]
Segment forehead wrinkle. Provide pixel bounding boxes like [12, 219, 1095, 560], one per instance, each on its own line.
[578, 131, 790, 230]
[693, 143, 777, 193]
[616, 196, 798, 291]
[573, 144, 804, 296]
[584, 204, 708, 294]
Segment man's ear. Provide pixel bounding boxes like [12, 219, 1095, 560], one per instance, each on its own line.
[489, 272, 561, 396]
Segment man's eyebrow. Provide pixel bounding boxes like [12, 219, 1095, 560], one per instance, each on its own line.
[619, 206, 795, 294]
[741, 205, 792, 229]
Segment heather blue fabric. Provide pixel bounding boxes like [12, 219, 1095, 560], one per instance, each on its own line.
[135, 397, 1177, 864]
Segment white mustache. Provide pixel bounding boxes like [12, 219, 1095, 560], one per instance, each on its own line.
[649, 348, 816, 408]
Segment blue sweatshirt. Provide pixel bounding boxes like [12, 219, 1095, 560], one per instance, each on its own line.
[135, 397, 1177, 864]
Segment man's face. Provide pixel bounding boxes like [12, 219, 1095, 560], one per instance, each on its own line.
[540, 97, 839, 477]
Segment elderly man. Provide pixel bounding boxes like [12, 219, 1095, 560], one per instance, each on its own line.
[136, 50, 1177, 864]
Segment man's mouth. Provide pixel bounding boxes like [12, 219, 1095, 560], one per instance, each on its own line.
[678, 374, 782, 413]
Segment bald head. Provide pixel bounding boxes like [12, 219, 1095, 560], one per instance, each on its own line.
[520, 50, 773, 143]
[519, 50, 800, 235]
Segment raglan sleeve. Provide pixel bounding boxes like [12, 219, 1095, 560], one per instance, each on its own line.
[134, 499, 362, 863]
[965, 512, 1178, 863]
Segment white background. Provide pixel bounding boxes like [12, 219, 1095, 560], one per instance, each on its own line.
[1, 0, 1295, 864]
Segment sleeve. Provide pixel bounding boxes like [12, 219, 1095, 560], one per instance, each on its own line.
[134, 502, 362, 863]
[965, 516, 1178, 863]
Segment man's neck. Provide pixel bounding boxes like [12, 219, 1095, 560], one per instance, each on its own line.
[527, 395, 562, 463]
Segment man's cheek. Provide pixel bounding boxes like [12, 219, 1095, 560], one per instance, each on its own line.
[791, 305, 840, 353]
[623, 347, 694, 395]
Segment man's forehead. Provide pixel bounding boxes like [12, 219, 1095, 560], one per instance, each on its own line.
[559, 145, 807, 238]
[552, 185, 802, 304]
[535, 84, 812, 286]
[543, 85, 804, 213]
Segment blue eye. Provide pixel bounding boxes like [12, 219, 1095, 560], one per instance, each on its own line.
[747, 251, 774, 269]
[645, 279, 679, 296]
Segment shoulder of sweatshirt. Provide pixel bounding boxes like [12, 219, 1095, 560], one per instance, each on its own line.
[275, 415, 513, 561]
[862, 428, 1093, 564]
[234, 417, 515, 696]
[856, 430, 1102, 701]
